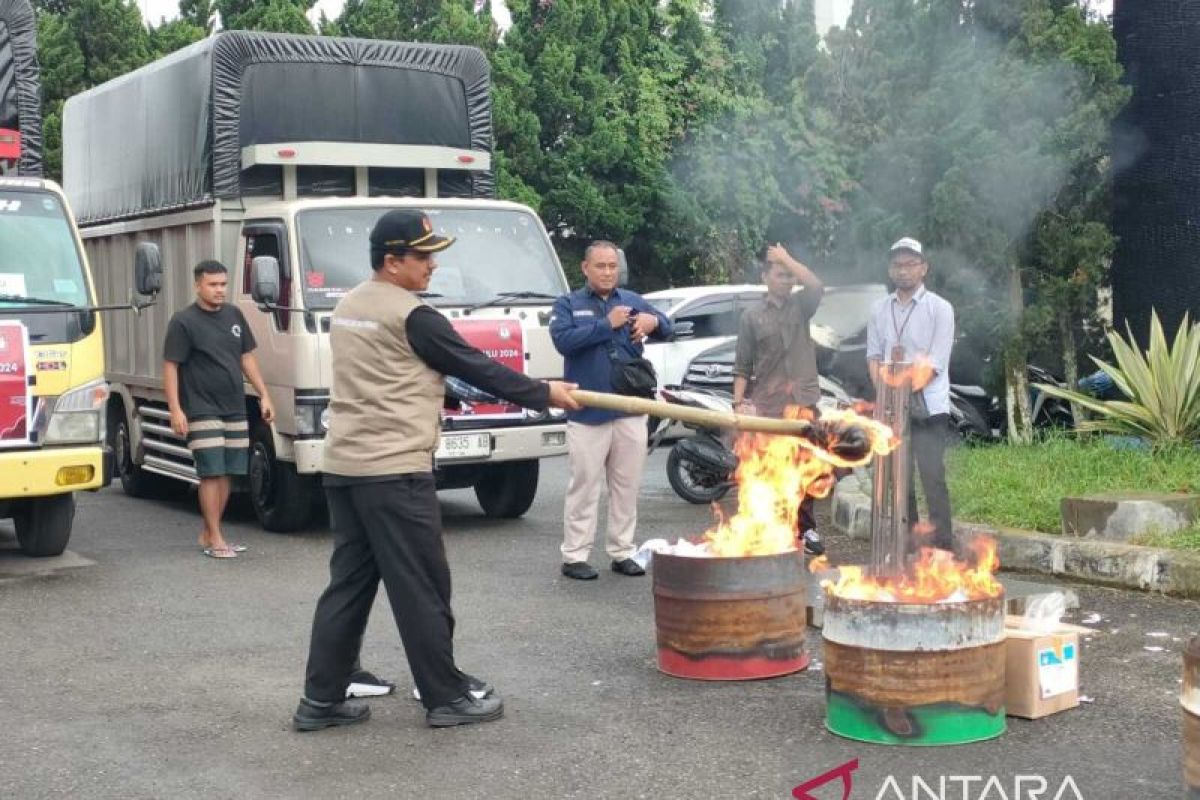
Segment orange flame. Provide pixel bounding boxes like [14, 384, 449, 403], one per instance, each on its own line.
[878, 356, 936, 390]
[703, 406, 896, 558]
[811, 537, 1003, 603]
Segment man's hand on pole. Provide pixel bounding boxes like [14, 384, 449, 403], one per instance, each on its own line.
[546, 381, 581, 410]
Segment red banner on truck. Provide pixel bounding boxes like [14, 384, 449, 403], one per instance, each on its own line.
[0, 321, 31, 447]
[445, 319, 527, 420]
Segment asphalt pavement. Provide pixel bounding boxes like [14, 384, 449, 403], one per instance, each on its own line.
[0, 450, 1194, 800]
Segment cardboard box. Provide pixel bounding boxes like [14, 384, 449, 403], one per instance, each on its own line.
[1004, 616, 1090, 719]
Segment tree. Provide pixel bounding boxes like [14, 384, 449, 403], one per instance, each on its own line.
[35, 11, 86, 180]
[215, 0, 314, 32]
[149, 18, 207, 56]
[660, 1, 846, 285]
[500, 0, 677, 275]
[814, 0, 1126, 443]
[34, 0, 156, 180]
[178, 0, 216, 32]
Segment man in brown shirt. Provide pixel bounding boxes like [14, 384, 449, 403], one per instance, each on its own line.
[732, 243, 826, 555]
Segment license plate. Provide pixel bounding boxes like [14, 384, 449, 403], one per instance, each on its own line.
[435, 432, 492, 461]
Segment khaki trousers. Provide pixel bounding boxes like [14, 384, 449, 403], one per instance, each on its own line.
[561, 416, 648, 564]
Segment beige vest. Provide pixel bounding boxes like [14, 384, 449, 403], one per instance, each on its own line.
[322, 280, 445, 476]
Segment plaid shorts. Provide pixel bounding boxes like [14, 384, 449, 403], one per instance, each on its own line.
[187, 416, 250, 478]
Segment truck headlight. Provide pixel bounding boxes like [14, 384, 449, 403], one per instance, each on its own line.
[44, 380, 109, 445]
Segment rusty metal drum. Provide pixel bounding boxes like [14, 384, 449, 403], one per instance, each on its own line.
[822, 593, 1006, 745]
[1184, 638, 1200, 797]
[652, 551, 809, 680]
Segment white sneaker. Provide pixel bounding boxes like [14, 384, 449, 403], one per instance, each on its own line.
[345, 669, 396, 698]
[412, 674, 494, 702]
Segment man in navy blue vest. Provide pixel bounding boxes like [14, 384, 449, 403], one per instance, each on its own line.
[550, 241, 672, 580]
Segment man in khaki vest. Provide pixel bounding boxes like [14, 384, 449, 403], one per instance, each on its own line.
[293, 210, 578, 731]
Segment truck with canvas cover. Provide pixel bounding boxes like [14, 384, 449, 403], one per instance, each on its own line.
[67, 31, 570, 532]
[0, 0, 38, 176]
[0, 0, 162, 556]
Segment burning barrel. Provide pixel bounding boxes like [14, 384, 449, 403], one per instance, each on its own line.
[1185, 638, 1200, 797]
[822, 592, 1007, 745]
[653, 550, 809, 680]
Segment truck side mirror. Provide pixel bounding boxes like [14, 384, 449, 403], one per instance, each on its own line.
[251, 255, 281, 306]
[134, 242, 162, 297]
[672, 320, 695, 340]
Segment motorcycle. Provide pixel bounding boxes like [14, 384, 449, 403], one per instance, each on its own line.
[650, 377, 854, 505]
[1028, 364, 1076, 429]
[948, 382, 1000, 442]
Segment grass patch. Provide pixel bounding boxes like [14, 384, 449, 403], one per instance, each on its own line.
[945, 435, 1200, 544]
[1131, 527, 1200, 551]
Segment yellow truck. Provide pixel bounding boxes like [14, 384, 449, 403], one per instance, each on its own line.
[0, 0, 160, 556]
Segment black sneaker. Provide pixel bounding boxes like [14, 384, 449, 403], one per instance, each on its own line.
[426, 693, 504, 728]
[292, 697, 371, 732]
[561, 561, 599, 580]
[346, 669, 396, 698]
[411, 673, 494, 702]
[611, 558, 646, 576]
[802, 529, 825, 557]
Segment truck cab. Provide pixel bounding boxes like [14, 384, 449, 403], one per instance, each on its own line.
[0, 178, 113, 555]
[234, 195, 571, 529]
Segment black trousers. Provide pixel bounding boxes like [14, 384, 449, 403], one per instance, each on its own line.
[906, 414, 954, 550]
[304, 475, 469, 710]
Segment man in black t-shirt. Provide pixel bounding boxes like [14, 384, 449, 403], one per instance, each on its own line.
[163, 260, 275, 559]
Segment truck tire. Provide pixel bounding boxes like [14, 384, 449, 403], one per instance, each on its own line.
[248, 422, 317, 532]
[474, 460, 539, 519]
[14, 494, 75, 557]
[113, 415, 166, 498]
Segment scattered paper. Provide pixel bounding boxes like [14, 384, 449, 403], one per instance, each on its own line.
[1079, 695, 1095, 703]
[1081, 613, 1103, 625]
[1146, 631, 1170, 638]
[1144, 646, 1166, 653]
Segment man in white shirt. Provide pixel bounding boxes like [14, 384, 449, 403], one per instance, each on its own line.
[865, 237, 956, 551]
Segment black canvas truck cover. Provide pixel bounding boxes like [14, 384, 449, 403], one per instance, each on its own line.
[63, 31, 493, 224]
[0, 0, 41, 176]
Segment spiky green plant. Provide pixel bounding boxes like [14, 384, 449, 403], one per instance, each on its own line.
[1036, 311, 1200, 446]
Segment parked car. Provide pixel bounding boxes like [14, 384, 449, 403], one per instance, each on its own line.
[642, 284, 837, 391]
[679, 283, 887, 394]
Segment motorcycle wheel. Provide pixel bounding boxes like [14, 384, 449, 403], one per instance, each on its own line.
[667, 444, 731, 504]
[950, 397, 992, 444]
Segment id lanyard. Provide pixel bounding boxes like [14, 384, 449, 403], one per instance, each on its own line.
[890, 298, 917, 362]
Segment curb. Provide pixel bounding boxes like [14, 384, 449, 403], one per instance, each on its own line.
[831, 472, 1200, 598]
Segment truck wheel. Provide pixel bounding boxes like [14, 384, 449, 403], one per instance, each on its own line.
[14, 494, 75, 557]
[474, 460, 539, 518]
[113, 416, 165, 498]
[248, 423, 317, 532]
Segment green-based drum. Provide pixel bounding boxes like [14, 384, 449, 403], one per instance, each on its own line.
[822, 592, 1007, 746]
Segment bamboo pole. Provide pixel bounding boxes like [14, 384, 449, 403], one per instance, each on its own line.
[569, 389, 816, 438]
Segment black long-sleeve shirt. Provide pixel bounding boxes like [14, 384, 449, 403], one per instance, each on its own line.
[405, 307, 551, 411]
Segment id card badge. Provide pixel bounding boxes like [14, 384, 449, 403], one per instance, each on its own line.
[891, 344, 906, 363]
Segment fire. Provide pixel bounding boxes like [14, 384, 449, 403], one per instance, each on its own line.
[812, 536, 1003, 603]
[703, 406, 896, 558]
[877, 355, 936, 389]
